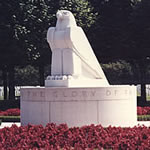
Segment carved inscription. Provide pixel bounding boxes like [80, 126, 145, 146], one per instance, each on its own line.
[91, 91, 96, 96]
[22, 89, 45, 101]
[72, 91, 78, 97]
[52, 91, 58, 98]
[106, 90, 111, 96]
[21, 87, 135, 102]
[50, 88, 133, 100]
[40, 91, 45, 97]
[105, 89, 132, 97]
[52, 90, 96, 99]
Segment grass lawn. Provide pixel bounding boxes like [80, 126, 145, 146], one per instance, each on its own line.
[0, 116, 20, 122]
[147, 96, 150, 101]
[0, 96, 3, 100]
[138, 115, 150, 121]
[0, 115, 149, 124]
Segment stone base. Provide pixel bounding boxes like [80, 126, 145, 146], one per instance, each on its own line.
[45, 78, 109, 87]
[21, 85, 137, 127]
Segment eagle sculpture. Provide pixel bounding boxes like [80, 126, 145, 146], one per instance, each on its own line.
[47, 10, 108, 85]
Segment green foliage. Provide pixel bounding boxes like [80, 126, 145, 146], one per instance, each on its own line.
[14, 0, 53, 64]
[3, 0, 97, 66]
[14, 64, 50, 86]
[0, 0, 28, 66]
[138, 115, 150, 121]
[15, 65, 40, 86]
[0, 71, 2, 85]
[102, 60, 133, 84]
[89, 0, 134, 59]
[0, 116, 20, 122]
[128, 0, 150, 101]
[129, 0, 150, 59]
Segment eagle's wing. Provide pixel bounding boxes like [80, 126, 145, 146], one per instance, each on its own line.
[47, 27, 55, 51]
[65, 27, 108, 81]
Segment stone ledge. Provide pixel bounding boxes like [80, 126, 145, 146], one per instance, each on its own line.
[21, 85, 136, 102]
[45, 79, 109, 87]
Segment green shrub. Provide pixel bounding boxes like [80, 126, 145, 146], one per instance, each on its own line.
[138, 115, 150, 121]
[0, 116, 20, 122]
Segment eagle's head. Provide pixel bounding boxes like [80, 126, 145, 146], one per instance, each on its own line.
[56, 10, 77, 30]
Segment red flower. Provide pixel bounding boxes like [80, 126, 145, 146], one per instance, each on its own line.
[0, 123, 150, 149]
[0, 108, 20, 116]
[137, 107, 150, 115]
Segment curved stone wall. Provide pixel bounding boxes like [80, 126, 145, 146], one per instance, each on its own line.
[21, 85, 137, 127]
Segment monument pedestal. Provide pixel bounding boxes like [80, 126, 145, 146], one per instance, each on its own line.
[21, 85, 137, 127]
[45, 78, 109, 87]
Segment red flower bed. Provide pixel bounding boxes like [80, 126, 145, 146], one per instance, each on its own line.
[0, 108, 20, 116]
[0, 123, 150, 149]
[137, 107, 150, 115]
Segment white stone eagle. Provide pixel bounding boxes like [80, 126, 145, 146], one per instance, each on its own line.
[46, 10, 109, 86]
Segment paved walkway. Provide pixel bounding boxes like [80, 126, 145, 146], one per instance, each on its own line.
[0, 121, 149, 129]
[137, 121, 150, 127]
[0, 123, 21, 129]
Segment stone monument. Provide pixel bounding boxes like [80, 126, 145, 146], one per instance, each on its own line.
[45, 10, 108, 87]
[21, 10, 137, 127]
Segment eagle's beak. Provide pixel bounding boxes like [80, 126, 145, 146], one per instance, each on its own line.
[56, 10, 62, 19]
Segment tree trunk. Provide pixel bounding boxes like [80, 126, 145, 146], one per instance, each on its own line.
[139, 60, 147, 104]
[2, 66, 8, 100]
[141, 83, 146, 103]
[39, 65, 44, 86]
[8, 65, 15, 100]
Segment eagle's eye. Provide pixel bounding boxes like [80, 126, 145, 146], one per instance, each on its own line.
[63, 12, 68, 15]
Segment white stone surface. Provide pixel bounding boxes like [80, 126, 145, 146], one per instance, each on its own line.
[45, 78, 109, 87]
[137, 121, 150, 127]
[50, 101, 98, 127]
[47, 10, 108, 87]
[0, 123, 20, 129]
[21, 101, 49, 126]
[21, 85, 137, 127]
[0, 122, 149, 130]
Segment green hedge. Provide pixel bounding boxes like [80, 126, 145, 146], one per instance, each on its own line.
[0, 100, 20, 111]
[0, 115, 149, 125]
[0, 116, 20, 122]
[137, 115, 150, 121]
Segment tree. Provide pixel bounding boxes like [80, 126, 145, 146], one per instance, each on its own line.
[102, 60, 133, 84]
[88, 0, 134, 60]
[10, 0, 53, 86]
[88, 0, 150, 103]
[15, 65, 40, 86]
[129, 0, 150, 103]
[0, 0, 28, 100]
